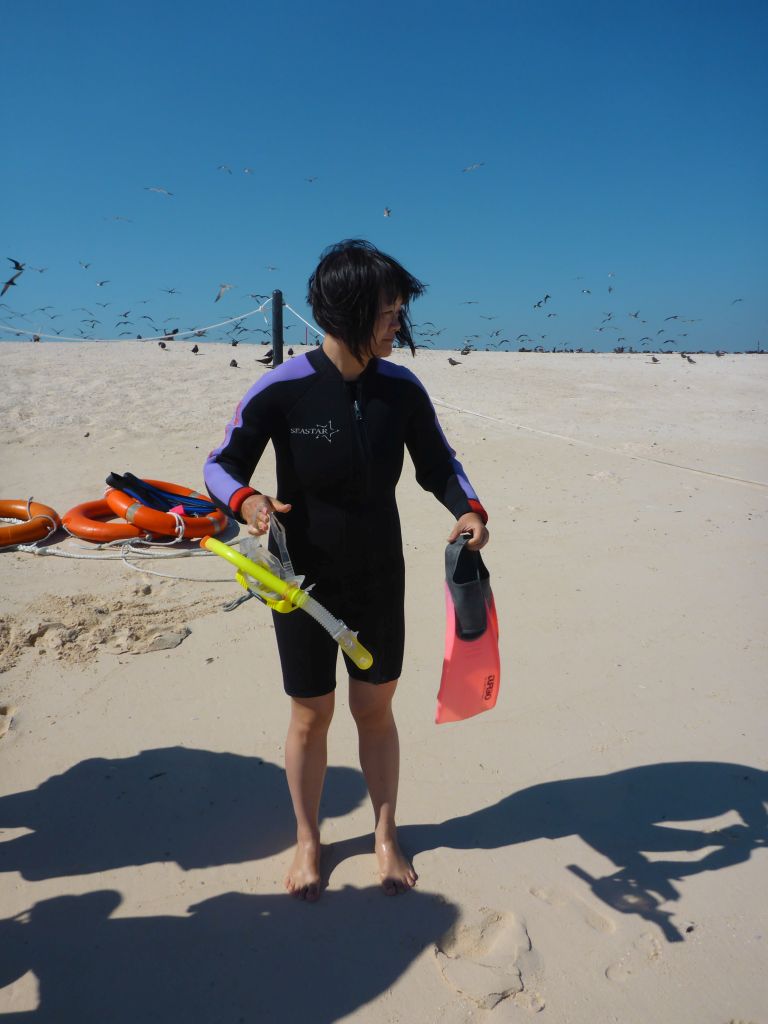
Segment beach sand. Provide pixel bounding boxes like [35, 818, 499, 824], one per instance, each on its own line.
[1, 342, 766, 1022]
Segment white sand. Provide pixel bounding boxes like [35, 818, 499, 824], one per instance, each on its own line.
[1, 342, 767, 1022]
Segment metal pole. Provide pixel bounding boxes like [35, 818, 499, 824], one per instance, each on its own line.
[272, 289, 284, 366]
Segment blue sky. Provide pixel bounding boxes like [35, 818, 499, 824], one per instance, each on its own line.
[3, 0, 766, 352]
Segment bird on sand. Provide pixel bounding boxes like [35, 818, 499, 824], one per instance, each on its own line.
[158, 341, 167, 349]
[256, 349, 273, 364]
[686, 355, 696, 364]
[191, 344, 199, 354]
[230, 359, 238, 367]
[448, 357, 461, 366]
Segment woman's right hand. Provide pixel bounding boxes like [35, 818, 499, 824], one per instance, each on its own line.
[241, 494, 292, 536]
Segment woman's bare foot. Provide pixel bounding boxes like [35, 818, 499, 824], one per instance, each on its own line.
[375, 830, 418, 895]
[284, 836, 322, 901]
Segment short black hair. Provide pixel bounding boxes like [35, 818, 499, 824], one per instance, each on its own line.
[307, 239, 426, 363]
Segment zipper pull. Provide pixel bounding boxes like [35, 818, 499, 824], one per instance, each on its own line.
[353, 399, 362, 421]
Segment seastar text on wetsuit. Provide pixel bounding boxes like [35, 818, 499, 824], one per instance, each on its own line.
[290, 420, 340, 443]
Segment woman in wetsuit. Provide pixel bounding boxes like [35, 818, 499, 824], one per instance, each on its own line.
[204, 239, 489, 900]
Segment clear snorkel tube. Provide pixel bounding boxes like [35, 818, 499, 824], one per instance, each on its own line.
[201, 519, 373, 671]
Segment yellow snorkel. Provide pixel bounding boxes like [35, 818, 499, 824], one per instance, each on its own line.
[201, 534, 373, 671]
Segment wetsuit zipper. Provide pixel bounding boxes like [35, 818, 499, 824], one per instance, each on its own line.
[351, 384, 372, 501]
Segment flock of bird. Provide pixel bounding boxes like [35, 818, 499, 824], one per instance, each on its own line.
[1, 250, 753, 359]
[0, 160, 757, 356]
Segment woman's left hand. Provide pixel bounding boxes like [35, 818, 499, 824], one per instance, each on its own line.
[447, 512, 489, 551]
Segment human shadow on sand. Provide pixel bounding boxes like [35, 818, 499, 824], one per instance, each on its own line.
[334, 760, 768, 942]
[0, 886, 457, 1023]
[0, 746, 367, 878]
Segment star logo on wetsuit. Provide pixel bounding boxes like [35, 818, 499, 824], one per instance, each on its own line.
[290, 419, 340, 443]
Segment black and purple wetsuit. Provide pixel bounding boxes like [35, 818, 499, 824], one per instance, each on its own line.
[204, 346, 487, 696]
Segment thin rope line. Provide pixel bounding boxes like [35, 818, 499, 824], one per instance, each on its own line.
[0, 298, 273, 344]
[432, 398, 768, 489]
[283, 303, 323, 339]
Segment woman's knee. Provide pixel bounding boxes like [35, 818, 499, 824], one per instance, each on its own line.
[348, 678, 398, 728]
[289, 692, 335, 735]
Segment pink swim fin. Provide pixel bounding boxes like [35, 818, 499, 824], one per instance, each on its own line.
[435, 534, 500, 724]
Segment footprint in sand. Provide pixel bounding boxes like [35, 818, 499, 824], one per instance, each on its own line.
[434, 907, 545, 1012]
[0, 704, 18, 739]
[604, 931, 662, 982]
[529, 883, 616, 934]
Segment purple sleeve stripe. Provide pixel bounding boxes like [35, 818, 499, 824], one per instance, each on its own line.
[207, 354, 314, 461]
[204, 354, 315, 504]
[378, 361, 479, 502]
[203, 459, 246, 508]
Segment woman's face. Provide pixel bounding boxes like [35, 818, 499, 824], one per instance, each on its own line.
[370, 296, 404, 358]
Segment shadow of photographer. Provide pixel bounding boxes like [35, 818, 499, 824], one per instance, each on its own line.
[0, 885, 457, 1022]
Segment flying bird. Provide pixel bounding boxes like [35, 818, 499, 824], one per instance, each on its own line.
[305, 176, 318, 183]
[215, 283, 234, 303]
[1, 271, 22, 297]
[7, 258, 25, 271]
[383, 207, 392, 217]
[265, 265, 278, 272]
[144, 186, 173, 197]
[731, 298, 743, 304]
[217, 165, 232, 174]
[243, 167, 255, 174]
[79, 261, 91, 270]
[462, 162, 484, 173]
[95, 280, 110, 287]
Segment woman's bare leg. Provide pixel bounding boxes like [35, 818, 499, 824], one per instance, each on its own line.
[284, 691, 335, 901]
[349, 677, 418, 895]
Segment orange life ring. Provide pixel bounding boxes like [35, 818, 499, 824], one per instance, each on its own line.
[63, 498, 145, 543]
[0, 499, 61, 547]
[104, 479, 229, 538]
